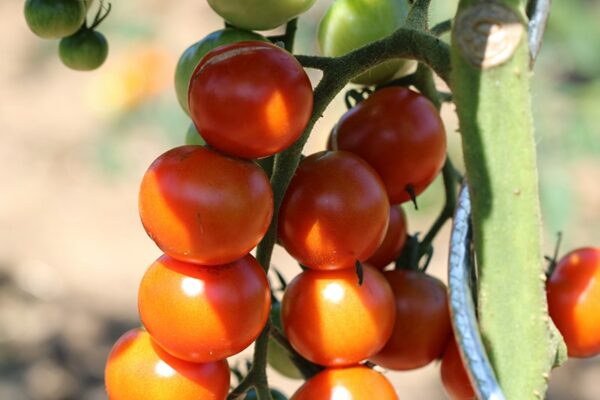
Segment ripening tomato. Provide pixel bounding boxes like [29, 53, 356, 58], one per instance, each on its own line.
[370, 269, 452, 370]
[441, 337, 476, 400]
[188, 41, 313, 159]
[59, 29, 109, 71]
[24, 0, 86, 39]
[175, 28, 267, 115]
[138, 145, 273, 265]
[105, 329, 230, 400]
[333, 87, 447, 204]
[138, 254, 271, 363]
[278, 151, 390, 270]
[281, 265, 395, 366]
[207, 0, 317, 31]
[291, 366, 398, 400]
[318, 0, 411, 85]
[366, 206, 408, 269]
[547, 247, 600, 358]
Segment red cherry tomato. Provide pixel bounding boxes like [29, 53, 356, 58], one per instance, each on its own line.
[370, 269, 451, 370]
[291, 366, 398, 400]
[333, 87, 447, 204]
[105, 329, 230, 400]
[440, 337, 476, 400]
[188, 41, 313, 159]
[138, 145, 273, 265]
[281, 265, 396, 367]
[278, 151, 390, 270]
[138, 254, 271, 363]
[547, 247, 600, 357]
[366, 206, 408, 269]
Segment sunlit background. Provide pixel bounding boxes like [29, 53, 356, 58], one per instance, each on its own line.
[0, 0, 599, 399]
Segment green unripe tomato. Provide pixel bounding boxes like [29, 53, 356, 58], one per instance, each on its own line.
[174, 28, 267, 115]
[267, 303, 303, 379]
[318, 0, 411, 85]
[185, 123, 206, 146]
[245, 388, 288, 400]
[207, 0, 317, 31]
[59, 29, 108, 71]
[24, 0, 86, 39]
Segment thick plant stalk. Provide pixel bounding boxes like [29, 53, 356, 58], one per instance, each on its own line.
[450, 0, 564, 399]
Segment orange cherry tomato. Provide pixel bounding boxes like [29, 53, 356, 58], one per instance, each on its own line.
[138, 254, 271, 363]
[138, 145, 273, 265]
[105, 329, 230, 400]
[366, 206, 408, 269]
[547, 247, 600, 357]
[291, 366, 398, 400]
[440, 337, 476, 400]
[281, 265, 395, 366]
[278, 151, 390, 270]
[370, 269, 452, 370]
[333, 87, 447, 204]
[188, 41, 313, 159]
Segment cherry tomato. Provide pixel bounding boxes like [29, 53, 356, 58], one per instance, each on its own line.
[440, 337, 476, 400]
[291, 366, 398, 400]
[333, 87, 447, 204]
[138, 254, 271, 363]
[105, 329, 230, 400]
[318, 0, 411, 85]
[267, 303, 303, 379]
[24, 0, 86, 39]
[207, 0, 317, 31]
[175, 28, 267, 115]
[138, 145, 273, 265]
[278, 151, 390, 270]
[366, 206, 408, 269]
[188, 41, 313, 159]
[547, 247, 600, 357]
[59, 28, 108, 71]
[370, 269, 451, 370]
[281, 265, 395, 366]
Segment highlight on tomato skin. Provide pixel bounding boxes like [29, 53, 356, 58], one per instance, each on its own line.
[104, 329, 230, 400]
[188, 41, 313, 159]
[440, 337, 476, 400]
[547, 247, 600, 358]
[366, 206, 408, 270]
[138, 254, 271, 363]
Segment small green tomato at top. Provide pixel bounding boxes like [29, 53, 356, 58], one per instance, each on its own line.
[24, 0, 86, 39]
[318, 0, 411, 85]
[207, 0, 317, 31]
[59, 28, 108, 71]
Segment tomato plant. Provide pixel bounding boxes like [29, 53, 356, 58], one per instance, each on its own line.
[278, 151, 390, 270]
[105, 329, 230, 400]
[188, 41, 313, 159]
[24, 0, 86, 39]
[59, 28, 108, 71]
[366, 206, 408, 269]
[440, 337, 476, 400]
[138, 145, 273, 265]
[267, 302, 303, 379]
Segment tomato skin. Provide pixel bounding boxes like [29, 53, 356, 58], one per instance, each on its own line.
[138, 145, 273, 265]
[59, 29, 109, 71]
[24, 0, 86, 39]
[175, 28, 267, 115]
[105, 329, 230, 400]
[370, 269, 451, 370]
[366, 206, 408, 269]
[188, 41, 313, 159]
[547, 247, 600, 357]
[333, 87, 447, 205]
[267, 303, 303, 379]
[291, 366, 398, 400]
[278, 151, 390, 270]
[138, 254, 271, 363]
[207, 0, 317, 31]
[281, 265, 395, 367]
[440, 338, 476, 400]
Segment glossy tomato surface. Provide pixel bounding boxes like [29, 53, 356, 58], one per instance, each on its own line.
[138, 145, 273, 265]
[138, 254, 271, 363]
[207, 0, 316, 31]
[366, 206, 408, 269]
[440, 337, 476, 400]
[370, 269, 451, 370]
[281, 266, 395, 366]
[278, 151, 390, 270]
[188, 41, 313, 159]
[291, 366, 398, 400]
[24, 0, 86, 39]
[547, 247, 600, 357]
[105, 329, 230, 400]
[334, 87, 447, 204]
